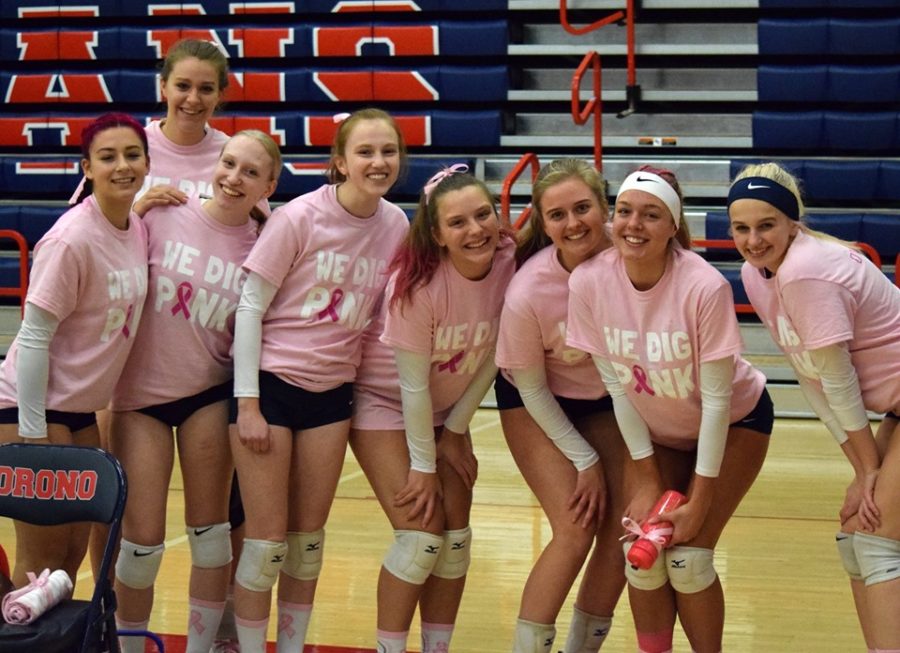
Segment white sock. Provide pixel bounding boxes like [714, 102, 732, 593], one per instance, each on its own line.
[276, 600, 312, 653]
[377, 629, 409, 653]
[422, 621, 454, 653]
[116, 618, 150, 653]
[513, 618, 556, 653]
[185, 597, 226, 653]
[563, 607, 612, 652]
[236, 615, 269, 653]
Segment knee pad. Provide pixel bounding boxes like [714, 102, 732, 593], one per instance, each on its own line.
[623, 541, 668, 591]
[383, 530, 443, 585]
[513, 618, 556, 653]
[835, 532, 862, 581]
[187, 522, 232, 569]
[432, 527, 472, 579]
[665, 546, 716, 594]
[282, 529, 325, 581]
[852, 532, 900, 587]
[235, 538, 287, 593]
[116, 539, 165, 590]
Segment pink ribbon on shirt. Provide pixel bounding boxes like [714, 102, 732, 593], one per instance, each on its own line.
[619, 516, 672, 548]
[2, 568, 72, 625]
[171, 282, 193, 318]
[632, 364, 655, 395]
[438, 350, 465, 373]
[122, 303, 134, 338]
[278, 614, 296, 638]
[188, 609, 205, 634]
[317, 289, 344, 322]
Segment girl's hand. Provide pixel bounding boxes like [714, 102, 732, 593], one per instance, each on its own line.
[650, 497, 708, 545]
[569, 461, 606, 529]
[855, 468, 881, 532]
[236, 408, 271, 454]
[133, 185, 188, 217]
[624, 483, 666, 528]
[394, 469, 443, 528]
[436, 427, 478, 490]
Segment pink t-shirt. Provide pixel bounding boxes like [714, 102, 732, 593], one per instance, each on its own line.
[353, 238, 516, 430]
[111, 196, 258, 410]
[496, 245, 607, 400]
[68, 120, 229, 204]
[567, 246, 765, 450]
[244, 184, 409, 391]
[0, 196, 148, 412]
[742, 230, 900, 414]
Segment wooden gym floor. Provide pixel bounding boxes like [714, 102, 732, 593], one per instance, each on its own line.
[1, 412, 868, 651]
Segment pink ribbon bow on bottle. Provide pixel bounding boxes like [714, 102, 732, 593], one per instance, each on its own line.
[619, 516, 673, 548]
[423, 163, 469, 201]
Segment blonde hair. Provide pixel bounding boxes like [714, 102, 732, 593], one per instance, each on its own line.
[733, 162, 859, 249]
[516, 158, 609, 266]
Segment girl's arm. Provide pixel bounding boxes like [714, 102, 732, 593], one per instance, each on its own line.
[15, 303, 60, 438]
[808, 342, 880, 527]
[233, 271, 278, 453]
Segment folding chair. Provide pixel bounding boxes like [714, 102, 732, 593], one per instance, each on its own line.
[0, 443, 126, 652]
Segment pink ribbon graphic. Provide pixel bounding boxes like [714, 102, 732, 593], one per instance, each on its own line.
[189, 609, 205, 634]
[171, 281, 193, 318]
[278, 614, 296, 638]
[122, 303, 133, 338]
[317, 289, 344, 322]
[632, 364, 655, 395]
[619, 516, 673, 549]
[438, 350, 465, 373]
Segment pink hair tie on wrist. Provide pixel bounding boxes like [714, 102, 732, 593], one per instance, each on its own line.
[332, 112, 351, 124]
[423, 163, 469, 201]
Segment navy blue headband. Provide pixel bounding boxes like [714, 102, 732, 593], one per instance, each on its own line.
[726, 176, 800, 221]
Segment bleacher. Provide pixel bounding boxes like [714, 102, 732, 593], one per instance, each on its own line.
[0, 0, 898, 415]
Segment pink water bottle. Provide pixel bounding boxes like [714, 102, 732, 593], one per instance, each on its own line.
[626, 490, 686, 569]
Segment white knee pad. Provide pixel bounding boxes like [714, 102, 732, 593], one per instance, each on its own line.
[282, 529, 325, 581]
[383, 530, 443, 585]
[835, 532, 863, 581]
[513, 618, 556, 653]
[235, 538, 288, 593]
[623, 540, 668, 591]
[666, 546, 717, 594]
[432, 526, 473, 579]
[116, 539, 165, 590]
[852, 532, 900, 587]
[187, 522, 232, 569]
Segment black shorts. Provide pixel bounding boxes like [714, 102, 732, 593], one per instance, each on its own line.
[228, 371, 353, 432]
[730, 388, 775, 436]
[228, 471, 245, 529]
[885, 411, 899, 421]
[0, 407, 96, 433]
[494, 370, 613, 422]
[135, 381, 232, 429]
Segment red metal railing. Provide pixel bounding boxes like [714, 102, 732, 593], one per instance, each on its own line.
[0, 230, 29, 316]
[500, 152, 541, 230]
[572, 51, 602, 171]
[559, 0, 638, 115]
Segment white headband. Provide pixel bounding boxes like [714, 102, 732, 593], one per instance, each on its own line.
[616, 171, 681, 226]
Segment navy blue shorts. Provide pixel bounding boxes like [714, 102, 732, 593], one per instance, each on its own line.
[135, 380, 232, 429]
[228, 371, 353, 432]
[730, 388, 775, 436]
[494, 370, 612, 422]
[0, 407, 96, 433]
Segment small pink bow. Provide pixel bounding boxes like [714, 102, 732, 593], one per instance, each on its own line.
[333, 112, 351, 124]
[619, 516, 673, 547]
[423, 163, 469, 201]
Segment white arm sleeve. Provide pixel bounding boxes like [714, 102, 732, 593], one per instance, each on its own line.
[592, 355, 654, 460]
[808, 343, 870, 432]
[233, 272, 278, 398]
[796, 375, 849, 444]
[16, 303, 60, 438]
[510, 365, 599, 471]
[695, 357, 734, 478]
[443, 349, 498, 435]
[394, 348, 438, 473]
